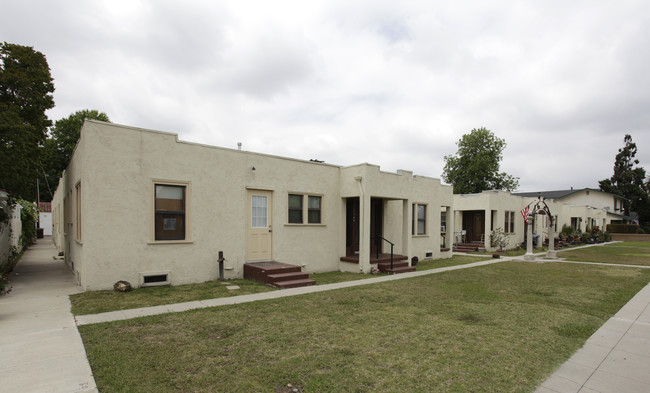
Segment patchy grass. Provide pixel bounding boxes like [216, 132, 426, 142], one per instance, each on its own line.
[79, 261, 650, 392]
[71, 255, 483, 315]
[310, 271, 372, 285]
[70, 279, 276, 315]
[416, 255, 492, 270]
[559, 242, 650, 266]
[473, 247, 548, 257]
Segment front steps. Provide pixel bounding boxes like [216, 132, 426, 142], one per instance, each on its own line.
[377, 260, 416, 274]
[453, 242, 481, 252]
[340, 253, 415, 275]
[244, 261, 316, 289]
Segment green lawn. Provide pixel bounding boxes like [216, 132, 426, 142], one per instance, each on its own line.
[71, 256, 487, 316]
[79, 257, 650, 392]
[70, 279, 276, 315]
[416, 254, 492, 270]
[559, 242, 650, 266]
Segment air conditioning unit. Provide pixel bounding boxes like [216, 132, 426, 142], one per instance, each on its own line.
[440, 225, 446, 232]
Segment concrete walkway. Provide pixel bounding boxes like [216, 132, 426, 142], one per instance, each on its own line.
[534, 269, 650, 393]
[0, 237, 97, 393]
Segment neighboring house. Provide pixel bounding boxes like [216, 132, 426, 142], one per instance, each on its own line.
[0, 190, 23, 264]
[38, 202, 52, 236]
[52, 120, 453, 291]
[452, 188, 627, 252]
[514, 188, 634, 230]
[453, 191, 528, 251]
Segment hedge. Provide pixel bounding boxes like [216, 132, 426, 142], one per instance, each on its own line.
[606, 224, 644, 234]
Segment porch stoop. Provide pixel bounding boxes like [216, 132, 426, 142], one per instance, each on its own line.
[377, 260, 416, 274]
[340, 253, 415, 274]
[243, 261, 316, 289]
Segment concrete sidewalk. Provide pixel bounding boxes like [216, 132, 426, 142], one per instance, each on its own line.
[0, 237, 97, 393]
[535, 280, 650, 393]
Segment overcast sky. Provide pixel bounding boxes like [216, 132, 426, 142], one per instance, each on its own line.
[3, 0, 650, 192]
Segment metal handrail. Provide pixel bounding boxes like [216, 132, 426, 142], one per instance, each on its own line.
[373, 235, 395, 270]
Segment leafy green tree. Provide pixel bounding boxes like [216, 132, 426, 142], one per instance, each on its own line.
[442, 127, 519, 194]
[599, 134, 650, 227]
[39, 109, 110, 201]
[0, 42, 54, 200]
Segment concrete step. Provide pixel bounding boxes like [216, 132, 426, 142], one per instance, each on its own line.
[274, 279, 316, 289]
[267, 272, 309, 281]
[383, 266, 416, 274]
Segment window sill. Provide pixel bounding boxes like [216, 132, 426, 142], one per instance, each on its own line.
[412, 235, 429, 238]
[148, 240, 194, 245]
[285, 223, 326, 227]
[75, 239, 83, 245]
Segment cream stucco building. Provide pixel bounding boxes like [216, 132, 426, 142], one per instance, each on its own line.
[52, 120, 453, 290]
[452, 188, 632, 251]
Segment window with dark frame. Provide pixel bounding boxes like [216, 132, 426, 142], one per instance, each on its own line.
[308, 196, 321, 224]
[155, 184, 186, 240]
[75, 182, 81, 242]
[505, 211, 515, 233]
[288, 194, 322, 224]
[288, 194, 303, 223]
[412, 203, 427, 235]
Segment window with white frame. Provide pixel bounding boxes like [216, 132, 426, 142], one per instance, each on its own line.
[287, 194, 322, 224]
[412, 203, 427, 236]
[505, 211, 515, 233]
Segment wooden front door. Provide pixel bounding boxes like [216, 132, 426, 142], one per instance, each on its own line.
[370, 198, 383, 255]
[246, 190, 273, 261]
[346, 198, 360, 256]
[345, 197, 383, 256]
[462, 210, 485, 242]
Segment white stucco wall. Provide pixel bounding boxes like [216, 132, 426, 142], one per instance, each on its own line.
[1, 192, 23, 264]
[453, 191, 528, 250]
[559, 189, 623, 212]
[53, 120, 452, 290]
[39, 212, 52, 236]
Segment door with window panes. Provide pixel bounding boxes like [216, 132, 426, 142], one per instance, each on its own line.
[246, 190, 273, 261]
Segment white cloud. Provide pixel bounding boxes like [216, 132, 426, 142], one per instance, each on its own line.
[2, 0, 649, 192]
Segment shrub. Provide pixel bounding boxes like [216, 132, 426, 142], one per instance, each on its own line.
[560, 224, 574, 237]
[606, 224, 643, 234]
[490, 228, 508, 250]
[18, 199, 38, 248]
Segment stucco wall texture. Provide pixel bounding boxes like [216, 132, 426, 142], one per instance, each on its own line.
[53, 121, 453, 290]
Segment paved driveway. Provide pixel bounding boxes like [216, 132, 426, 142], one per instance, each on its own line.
[0, 237, 97, 393]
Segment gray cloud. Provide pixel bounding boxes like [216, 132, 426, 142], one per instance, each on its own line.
[2, 0, 649, 193]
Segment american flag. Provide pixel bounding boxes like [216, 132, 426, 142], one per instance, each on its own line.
[521, 206, 530, 223]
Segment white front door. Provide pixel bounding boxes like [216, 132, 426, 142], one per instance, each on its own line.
[246, 190, 273, 261]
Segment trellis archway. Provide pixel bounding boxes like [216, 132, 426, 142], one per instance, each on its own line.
[523, 196, 556, 261]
